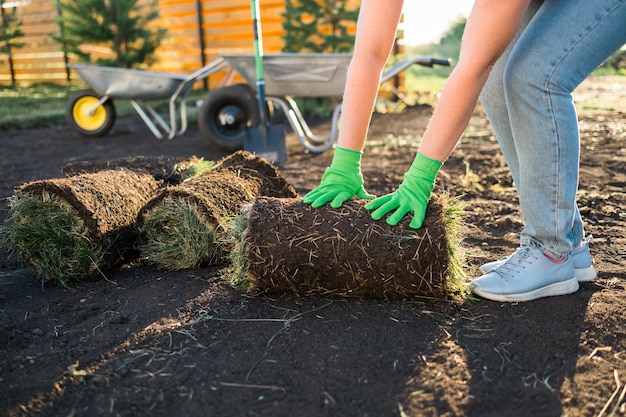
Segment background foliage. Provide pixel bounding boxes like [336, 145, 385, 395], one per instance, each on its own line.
[282, 0, 358, 53]
[52, 0, 166, 69]
[0, 0, 25, 84]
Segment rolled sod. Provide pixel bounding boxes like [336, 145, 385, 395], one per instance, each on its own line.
[3, 169, 160, 286]
[137, 151, 298, 270]
[230, 195, 465, 300]
[61, 155, 213, 185]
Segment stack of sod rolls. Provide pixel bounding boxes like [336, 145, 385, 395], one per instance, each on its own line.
[229, 195, 465, 300]
[137, 151, 298, 270]
[3, 169, 160, 286]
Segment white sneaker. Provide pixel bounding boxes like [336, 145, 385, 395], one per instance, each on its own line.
[470, 245, 579, 302]
[479, 235, 596, 282]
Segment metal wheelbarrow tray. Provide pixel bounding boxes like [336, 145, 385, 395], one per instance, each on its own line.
[223, 53, 353, 97]
[72, 65, 187, 100]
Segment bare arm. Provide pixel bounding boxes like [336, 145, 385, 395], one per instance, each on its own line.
[418, 0, 531, 161]
[337, 0, 405, 152]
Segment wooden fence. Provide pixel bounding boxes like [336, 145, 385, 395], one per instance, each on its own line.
[0, 0, 360, 87]
[0, 0, 67, 83]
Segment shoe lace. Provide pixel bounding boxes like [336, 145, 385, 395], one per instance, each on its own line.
[494, 246, 540, 277]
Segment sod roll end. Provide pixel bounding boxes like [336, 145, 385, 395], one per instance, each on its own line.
[138, 151, 298, 270]
[3, 169, 159, 286]
[230, 195, 466, 300]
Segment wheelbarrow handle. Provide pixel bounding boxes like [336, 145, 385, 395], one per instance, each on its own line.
[380, 56, 452, 84]
[431, 57, 452, 67]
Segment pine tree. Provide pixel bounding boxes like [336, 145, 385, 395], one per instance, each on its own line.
[318, 0, 358, 53]
[281, 0, 359, 118]
[282, 0, 358, 53]
[282, 0, 319, 52]
[0, 0, 26, 84]
[52, 0, 166, 69]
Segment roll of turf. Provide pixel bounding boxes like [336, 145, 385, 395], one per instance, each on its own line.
[137, 151, 298, 270]
[230, 195, 465, 300]
[4, 169, 159, 286]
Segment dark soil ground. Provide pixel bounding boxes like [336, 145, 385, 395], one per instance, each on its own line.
[1, 76, 625, 417]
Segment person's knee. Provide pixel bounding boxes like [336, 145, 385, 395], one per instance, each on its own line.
[502, 54, 542, 101]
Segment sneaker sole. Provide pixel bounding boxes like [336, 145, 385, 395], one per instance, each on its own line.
[576, 266, 597, 282]
[471, 277, 580, 302]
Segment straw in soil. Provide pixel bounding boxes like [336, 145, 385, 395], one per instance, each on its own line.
[229, 194, 466, 300]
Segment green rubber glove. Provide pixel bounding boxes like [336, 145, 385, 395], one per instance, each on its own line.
[302, 147, 375, 208]
[365, 153, 442, 229]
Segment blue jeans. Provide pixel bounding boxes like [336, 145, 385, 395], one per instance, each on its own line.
[480, 0, 626, 259]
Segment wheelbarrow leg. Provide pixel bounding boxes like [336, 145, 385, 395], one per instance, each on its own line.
[271, 96, 339, 153]
[130, 100, 169, 139]
[143, 102, 171, 134]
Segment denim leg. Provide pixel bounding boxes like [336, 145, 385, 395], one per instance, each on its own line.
[502, 0, 626, 258]
[479, 0, 543, 188]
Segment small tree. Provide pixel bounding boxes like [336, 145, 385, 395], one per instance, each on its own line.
[52, 0, 166, 69]
[0, 0, 26, 84]
[282, 0, 359, 53]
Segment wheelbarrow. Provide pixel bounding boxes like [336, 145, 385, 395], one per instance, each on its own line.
[66, 53, 450, 153]
[67, 59, 229, 139]
[198, 53, 451, 153]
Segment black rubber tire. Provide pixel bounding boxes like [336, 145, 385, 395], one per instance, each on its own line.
[66, 89, 116, 137]
[198, 84, 261, 152]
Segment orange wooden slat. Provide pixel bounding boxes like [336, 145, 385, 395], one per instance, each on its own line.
[0, 0, 368, 85]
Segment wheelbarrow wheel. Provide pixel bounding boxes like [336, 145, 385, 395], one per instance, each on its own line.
[198, 84, 260, 152]
[66, 89, 116, 137]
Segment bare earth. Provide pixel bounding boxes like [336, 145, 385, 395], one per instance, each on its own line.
[1, 76, 625, 417]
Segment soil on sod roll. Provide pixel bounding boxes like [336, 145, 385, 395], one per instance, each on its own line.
[61, 155, 204, 185]
[137, 151, 298, 270]
[233, 195, 462, 300]
[5, 169, 159, 285]
[215, 150, 298, 198]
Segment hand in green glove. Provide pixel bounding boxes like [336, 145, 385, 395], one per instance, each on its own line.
[302, 147, 375, 208]
[365, 153, 442, 229]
